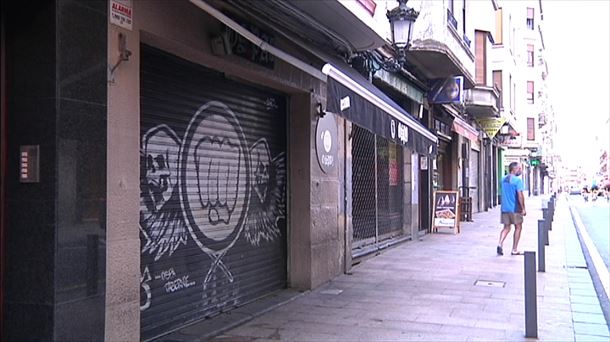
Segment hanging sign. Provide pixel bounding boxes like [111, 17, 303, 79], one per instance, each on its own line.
[110, 0, 133, 30]
[428, 76, 464, 104]
[476, 117, 507, 138]
[316, 113, 338, 173]
[432, 190, 460, 234]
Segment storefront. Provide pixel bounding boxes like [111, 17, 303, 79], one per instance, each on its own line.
[322, 63, 437, 259]
[139, 46, 289, 339]
[3, 0, 440, 339]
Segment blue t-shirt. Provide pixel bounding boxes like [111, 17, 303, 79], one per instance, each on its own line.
[501, 174, 524, 213]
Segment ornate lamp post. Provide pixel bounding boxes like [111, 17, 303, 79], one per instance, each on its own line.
[386, 0, 419, 66]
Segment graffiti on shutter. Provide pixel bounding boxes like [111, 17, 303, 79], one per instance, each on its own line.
[139, 100, 286, 312]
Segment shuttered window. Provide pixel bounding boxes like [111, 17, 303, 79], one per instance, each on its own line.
[495, 8, 503, 44]
[527, 118, 535, 140]
[493, 70, 503, 108]
[475, 31, 487, 84]
[527, 44, 534, 67]
[527, 81, 535, 104]
[527, 8, 535, 30]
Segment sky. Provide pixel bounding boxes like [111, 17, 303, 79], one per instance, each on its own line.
[543, 0, 610, 174]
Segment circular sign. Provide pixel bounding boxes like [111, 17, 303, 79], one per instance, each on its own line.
[316, 113, 338, 174]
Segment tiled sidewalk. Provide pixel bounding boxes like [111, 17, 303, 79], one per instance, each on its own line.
[163, 196, 608, 341]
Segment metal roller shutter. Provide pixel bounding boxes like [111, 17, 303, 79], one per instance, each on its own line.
[139, 45, 287, 340]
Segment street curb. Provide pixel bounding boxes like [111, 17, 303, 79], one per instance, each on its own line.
[568, 202, 610, 299]
[567, 198, 610, 332]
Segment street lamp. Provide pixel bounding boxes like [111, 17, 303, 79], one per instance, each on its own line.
[350, 0, 419, 74]
[386, 0, 419, 66]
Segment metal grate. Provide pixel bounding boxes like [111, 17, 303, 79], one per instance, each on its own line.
[352, 126, 403, 250]
[377, 138, 403, 238]
[352, 126, 377, 245]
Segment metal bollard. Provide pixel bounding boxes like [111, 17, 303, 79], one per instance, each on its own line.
[538, 220, 545, 272]
[87, 234, 99, 295]
[548, 200, 554, 231]
[525, 251, 538, 338]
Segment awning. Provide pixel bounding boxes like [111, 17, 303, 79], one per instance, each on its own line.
[452, 117, 479, 142]
[322, 63, 438, 156]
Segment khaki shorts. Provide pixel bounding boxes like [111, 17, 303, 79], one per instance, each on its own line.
[501, 212, 524, 225]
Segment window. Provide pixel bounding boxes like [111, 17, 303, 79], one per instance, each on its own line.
[475, 31, 487, 84]
[511, 83, 517, 113]
[447, 0, 458, 30]
[493, 70, 503, 107]
[509, 74, 513, 112]
[527, 7, 535, 30]
[527, 44, 534, 67]
[527, 81, 535, 103]
[495, 8, 503, 44]
[527, 118, 535, 140]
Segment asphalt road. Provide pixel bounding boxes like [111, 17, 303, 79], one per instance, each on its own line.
[572, 194, 610, 270]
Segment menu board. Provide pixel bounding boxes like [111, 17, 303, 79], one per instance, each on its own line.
[432, 190, 460, 234]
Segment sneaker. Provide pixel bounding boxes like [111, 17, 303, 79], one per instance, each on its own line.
[497, 246, 503, 255]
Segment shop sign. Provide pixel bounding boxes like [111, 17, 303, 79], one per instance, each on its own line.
[224, 22, 275, 69]
[420, 155, 428, 170]
[110, 0, 133, 30]
[316, 113, 338, 173]
[390, 119, 409, 145]
[476, 117, 507, 138]
[428, 76, 464, 104]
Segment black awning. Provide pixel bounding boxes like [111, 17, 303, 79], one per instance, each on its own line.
[322, 63, 437, 156]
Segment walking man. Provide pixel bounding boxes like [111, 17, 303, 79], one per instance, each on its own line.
[497, 162, 526, 255]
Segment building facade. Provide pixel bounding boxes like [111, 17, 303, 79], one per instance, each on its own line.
[491, 0, 554, 196]
[1, 0, 505, 340]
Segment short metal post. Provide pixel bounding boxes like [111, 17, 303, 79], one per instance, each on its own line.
[538, 220, 545, 272]
[87, 234, 99, 295]
[548, 200, 554, 230]
[541, 207, 548, 221]
[525, 251, 538, 338]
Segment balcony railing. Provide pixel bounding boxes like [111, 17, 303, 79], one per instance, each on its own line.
[463, 34, 471, 48]
[447, 9, 458, 31]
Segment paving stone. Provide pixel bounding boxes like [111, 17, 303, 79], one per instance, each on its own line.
[571, 295, 602, 305]
[573, 322, 610, 337]
[570, 288, 599, 297]
[571, 312, 608, 325]
[575, 334, 610, 342]
[571, 303, 604, 314]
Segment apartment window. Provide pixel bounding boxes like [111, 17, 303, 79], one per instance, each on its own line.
[527, 44, 534, 67]
[509, 74, 514, 112]
[475, 31, 487, 84]
[527, 118, 536, 140]
[447, 0, 458, 30]
[527, 81, 535, 104]
[493, 70, 503, 107]
[527, 8, 535, 30]
[495, 8, 503, 44]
